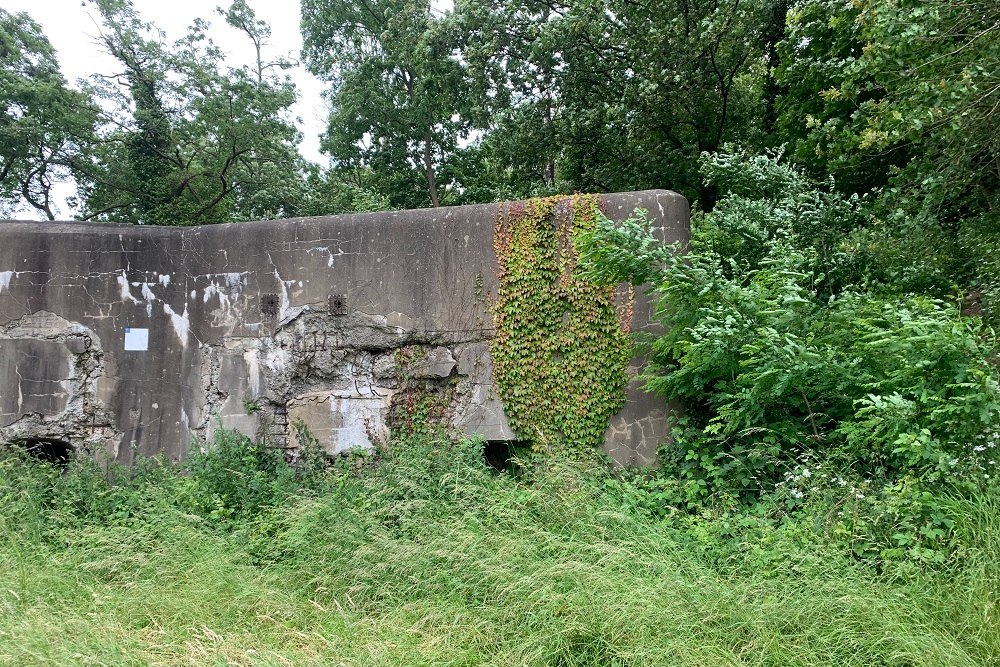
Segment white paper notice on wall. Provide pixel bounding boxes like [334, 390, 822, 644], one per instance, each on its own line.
[124, 327, 149, 351]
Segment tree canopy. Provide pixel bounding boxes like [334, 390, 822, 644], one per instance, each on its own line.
[0, 9, 95, 219]
[74, 0, 310, 224]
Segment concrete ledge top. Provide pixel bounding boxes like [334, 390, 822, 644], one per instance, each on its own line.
[0, 189, 687, 235]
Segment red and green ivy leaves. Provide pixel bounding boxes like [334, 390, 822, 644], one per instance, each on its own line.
[490, 195, 633, 453]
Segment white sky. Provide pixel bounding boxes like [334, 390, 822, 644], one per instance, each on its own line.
[3, 0, 329, 217]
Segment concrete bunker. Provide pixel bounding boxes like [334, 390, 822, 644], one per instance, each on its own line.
[0, 191, 689, 466]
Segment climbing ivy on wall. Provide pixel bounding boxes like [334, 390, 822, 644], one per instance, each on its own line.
[491, 195, 633, 453]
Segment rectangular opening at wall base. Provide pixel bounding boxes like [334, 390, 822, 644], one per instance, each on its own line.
[10, 437, 74, 466]
[482, 439, 529, 473]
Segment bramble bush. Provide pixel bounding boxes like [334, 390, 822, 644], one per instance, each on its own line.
[579, 148, 1000, 561]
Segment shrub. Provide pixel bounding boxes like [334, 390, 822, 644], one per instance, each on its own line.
[182, 423, 332, 526]
[579, 148, 1000, 561]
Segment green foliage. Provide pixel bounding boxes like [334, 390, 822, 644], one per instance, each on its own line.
[577, 207, 675, 288]
[73, 0, 318, 225]
[296, 167, 392, 216]
[491, 194, 632, 453]
[580, 149, 1000, 560]
[455, 0, 770, 205]
[301, 0, 468, 209]
[777, 0, 1000, 220]
[181, 427, 300, 525]
[774, 0, 1000, 318]
[1, 1, 394, 223]
[0, 9, 96, 219]
[0, 426, 332, 536]
[772, 0, 883, 191]
[1, 434, 999, 664]
[182, 422, 334, 526]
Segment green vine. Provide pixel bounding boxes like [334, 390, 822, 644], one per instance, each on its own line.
[490, 194, 633, 454]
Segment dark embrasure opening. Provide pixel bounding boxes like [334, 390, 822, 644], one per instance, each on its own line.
[14, 437, 74, 465]
[483, 439, 530, 473]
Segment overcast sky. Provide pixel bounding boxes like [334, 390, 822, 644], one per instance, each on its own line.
[3, 0, 329, 164]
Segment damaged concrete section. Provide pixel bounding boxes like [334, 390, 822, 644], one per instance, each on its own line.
[0, 191, 689, 465]
[202, 308, 482, 455]
[0, 311, 112, 450]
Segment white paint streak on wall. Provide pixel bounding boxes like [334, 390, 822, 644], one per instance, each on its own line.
[140, 282, 157, 316]
[158, 274, 171, 286]
[307, 246, 337, 268]
[162, 303, 190, 347]
[59, 354, 76, 411]
[0, 270, 12, 293]
[117, 271, 140, 303]
[201, 273, 244, 313]
[273, 268, 291, 320]
[243, 349, 261, 397]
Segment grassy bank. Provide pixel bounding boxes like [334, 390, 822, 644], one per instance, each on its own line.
[1, 433, 997, 666]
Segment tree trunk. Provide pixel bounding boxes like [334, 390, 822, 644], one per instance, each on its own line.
[762, 0, 789, 135]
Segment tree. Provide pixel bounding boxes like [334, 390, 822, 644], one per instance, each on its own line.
[445, 0, 576, 204]
[776, 0, 999, 219]
[0, 10, 96, 219]
[300, 0, 469, 209]
[773, 0, 905, 195]
[774, 0, 1000, 311]
[454, 0, 769, 207]
[76, 0, 309, 225]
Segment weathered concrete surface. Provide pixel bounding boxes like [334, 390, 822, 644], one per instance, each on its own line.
[0, 191, 688, 465]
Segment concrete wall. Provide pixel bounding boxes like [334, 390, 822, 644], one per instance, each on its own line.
[0, 190, 689, 465]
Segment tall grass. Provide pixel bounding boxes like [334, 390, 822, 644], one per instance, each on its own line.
[0, 432, 997, 666]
